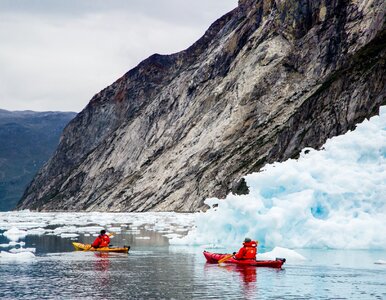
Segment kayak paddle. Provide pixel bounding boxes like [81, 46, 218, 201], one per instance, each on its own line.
[218, 254, 233, 264]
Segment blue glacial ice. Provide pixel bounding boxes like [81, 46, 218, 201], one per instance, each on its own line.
[171, 107, 386, 250]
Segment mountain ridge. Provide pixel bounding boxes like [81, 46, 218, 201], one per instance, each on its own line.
[0, 109, 76, 211]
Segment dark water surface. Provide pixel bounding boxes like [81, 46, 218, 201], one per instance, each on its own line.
[1, 229, 386, 299]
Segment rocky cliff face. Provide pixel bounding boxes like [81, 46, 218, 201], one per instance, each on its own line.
[17, 0, 385, 212]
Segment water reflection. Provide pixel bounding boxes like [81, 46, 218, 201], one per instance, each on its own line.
[93, 252, 111, 292]
[94, 252, 110, 271]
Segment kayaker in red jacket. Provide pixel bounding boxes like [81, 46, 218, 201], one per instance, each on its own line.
[92, 230, 110, 248]
[233, 238, 258, 260]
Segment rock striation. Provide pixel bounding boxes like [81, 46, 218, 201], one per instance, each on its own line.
[17, 0, 386, 212]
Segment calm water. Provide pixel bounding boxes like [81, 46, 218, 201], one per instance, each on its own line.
[1, 228, 385, 299]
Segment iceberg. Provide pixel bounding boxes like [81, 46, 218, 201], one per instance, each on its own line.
[374, 259, 386, 265]
[0, 250, 36, 262]
[257, 247, 306, 262]
[171, 107, 386, 250]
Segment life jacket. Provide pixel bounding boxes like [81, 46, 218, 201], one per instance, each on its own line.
[243, 241, 257, 259]
[99, 234, 110, 247]
[92, 234, 110, 248]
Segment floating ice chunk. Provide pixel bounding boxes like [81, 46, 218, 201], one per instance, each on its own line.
[60, 233, 79, 238]
[135, 237, 151, 240]
[53, 226, 78, 235]
[27, 228, 47, 235]
[174, 228, 189, 232]
[9, 241, 25, 246]
[126, 230, 141, 235]
[374, 260, 386, 265]
[0, 250, 36, 262]
[107, 227, 121, 232]
[9, 247, 36, 253]
[257, 247, 306, 263]
[0, 241, 26, 248]
[3, 227, 27, 241]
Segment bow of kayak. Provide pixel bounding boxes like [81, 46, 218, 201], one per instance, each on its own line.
[203, 251, 285, 268]
[72, 242, 130, 253]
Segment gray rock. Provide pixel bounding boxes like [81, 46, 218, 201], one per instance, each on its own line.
[17, 0, 386, 212]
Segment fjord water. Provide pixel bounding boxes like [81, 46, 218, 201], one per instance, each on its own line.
[1, 227, 386, 300]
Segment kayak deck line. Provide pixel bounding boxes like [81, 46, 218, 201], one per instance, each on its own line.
[203, 250, 286, 268]
[72, 242, 130, 253]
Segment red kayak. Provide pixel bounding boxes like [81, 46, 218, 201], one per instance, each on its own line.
[203, 251, 286, 268]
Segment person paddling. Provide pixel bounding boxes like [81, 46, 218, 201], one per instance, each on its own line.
[91, 230, 110, 248]
[233, 238, 258, 260]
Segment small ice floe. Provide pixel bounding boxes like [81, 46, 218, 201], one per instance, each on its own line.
[0, 241, 26, 248]
[53, 226, 78, 235]
[374, 260, 386, 265]
[257, 247, 306, 263]
[60, 233, 79, 238]
[174, 227, 189, 232]
[107, 227, 121, 232]
[76, 226, 104, 234]
[9, 241, 25, 247]
[9, 247, 36, 254]
[0, 250, 36, 262]
[3, 227, 27, 241]
[27, 228, 47, 235]
[126, 230, 141, 235]
[135, 237, 151, 240]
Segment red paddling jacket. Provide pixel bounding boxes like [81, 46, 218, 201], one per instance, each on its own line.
[92, 234, 110, 248]
[234, 241, 258, 260]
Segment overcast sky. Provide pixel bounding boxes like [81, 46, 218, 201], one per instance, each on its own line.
[0, 0, 237, 112]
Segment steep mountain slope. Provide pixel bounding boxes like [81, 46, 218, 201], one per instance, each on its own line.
[17, 0, 385, 212]
[0, 110, 76, 211]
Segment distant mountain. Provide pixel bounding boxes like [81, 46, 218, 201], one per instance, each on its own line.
[0, 109, 76, 211]
[18, 0, 385, 212]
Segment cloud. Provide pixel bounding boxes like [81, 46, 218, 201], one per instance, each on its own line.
[0, 0, 237, 112]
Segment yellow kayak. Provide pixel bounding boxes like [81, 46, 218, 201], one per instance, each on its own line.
[72, 242, 130, 253]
